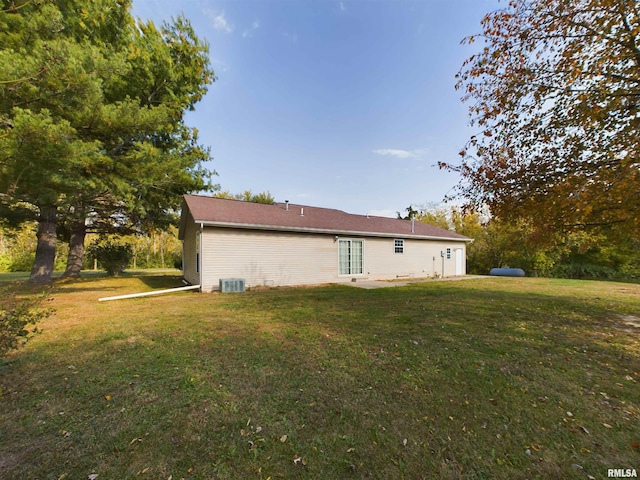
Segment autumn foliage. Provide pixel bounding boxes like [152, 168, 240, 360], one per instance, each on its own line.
[445, 0, 640, 239]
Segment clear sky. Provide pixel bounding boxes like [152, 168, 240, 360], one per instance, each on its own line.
[131, 0, 499, 218]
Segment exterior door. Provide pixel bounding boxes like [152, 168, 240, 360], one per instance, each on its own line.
[455, 248, 464, 276]
[338, 239, 364, 275]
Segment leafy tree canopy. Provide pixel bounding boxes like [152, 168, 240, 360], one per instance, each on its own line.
[445, 0, 640, 240]
[213, 190, 276, 204]
[0, 0, 215, 283]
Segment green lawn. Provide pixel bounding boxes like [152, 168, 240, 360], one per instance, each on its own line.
[1, 274, 638, 479]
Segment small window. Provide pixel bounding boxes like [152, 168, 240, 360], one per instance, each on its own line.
[394, 239, 404, 254]
[446, 247, 451, 259]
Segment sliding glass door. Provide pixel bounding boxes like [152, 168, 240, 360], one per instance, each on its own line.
[338, 239, 364, 275]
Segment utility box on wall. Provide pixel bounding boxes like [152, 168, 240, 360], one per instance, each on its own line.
[219, 278, 246, 293]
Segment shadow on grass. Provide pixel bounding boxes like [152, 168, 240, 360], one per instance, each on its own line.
[41, 271, 184, 295]
[1, 278, 638, 479]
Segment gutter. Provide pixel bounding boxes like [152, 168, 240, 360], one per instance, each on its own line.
[194, 220, 472, 242]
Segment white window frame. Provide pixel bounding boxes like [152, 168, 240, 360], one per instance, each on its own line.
[446, 247, 451, 260]
[394, 239, 404, 254]
[338, 238, 365, 276]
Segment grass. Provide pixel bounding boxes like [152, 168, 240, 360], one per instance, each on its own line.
[0, 274, 639, 479]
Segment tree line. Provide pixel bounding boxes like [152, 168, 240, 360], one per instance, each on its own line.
[399, 204, 640, 280]
[0, 223, 183, 273]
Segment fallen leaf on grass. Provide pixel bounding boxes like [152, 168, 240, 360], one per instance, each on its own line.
[293, 456, 307, 465]
[631, 442, 639, 450]
[104, 395, 111, 401]
[129, 436, 143, 445]
[280, 434, 288, 443]
[602, 423, 613, 429]
[88, 475, 98, 480]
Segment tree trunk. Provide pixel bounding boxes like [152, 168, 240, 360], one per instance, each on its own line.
[62, 220, 86, 278]
[28, 206, 58, 285]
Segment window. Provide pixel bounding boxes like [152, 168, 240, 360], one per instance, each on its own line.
[446, 247, 451, 259]
[394, 239, 404, 254]
[338, 239, 364, 275]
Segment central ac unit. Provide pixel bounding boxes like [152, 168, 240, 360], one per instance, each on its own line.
[219, 278, 245, 293]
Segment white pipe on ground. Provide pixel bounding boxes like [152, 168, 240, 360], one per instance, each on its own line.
[98, 284, 201, 302]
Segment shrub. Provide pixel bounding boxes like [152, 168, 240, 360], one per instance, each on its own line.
[87, 238, 132, 276]
[0, 254, 11, 273]
[1, 300, 49, 358]
[9, 251, 35, 272]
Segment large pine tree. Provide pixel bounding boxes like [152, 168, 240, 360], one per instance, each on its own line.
[0, 0, 214, 283]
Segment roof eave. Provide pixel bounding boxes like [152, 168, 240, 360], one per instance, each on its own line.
[195, 220, 472, 242]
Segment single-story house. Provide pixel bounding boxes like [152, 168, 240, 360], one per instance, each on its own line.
[178, 194, 472, 292]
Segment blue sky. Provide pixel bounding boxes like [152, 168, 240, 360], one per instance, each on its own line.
[132, 0, 499, 218]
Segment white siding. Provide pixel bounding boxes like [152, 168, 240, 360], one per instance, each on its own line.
[364, 238, 465, 279]
[200, 228, 337, 291]
[197, 227, 466, 291]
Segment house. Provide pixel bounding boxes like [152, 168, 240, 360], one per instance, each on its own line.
[178, 194, 472, 291]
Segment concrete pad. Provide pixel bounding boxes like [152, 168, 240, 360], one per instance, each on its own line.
[346, 275, 486, 289]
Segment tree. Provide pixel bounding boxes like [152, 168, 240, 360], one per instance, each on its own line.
[396, 205, 419, 221]
[213, 190, 276, 204]
[414, 204, 451, 230]
[0, 0, 214, 284]
[445, 0, 640, 239]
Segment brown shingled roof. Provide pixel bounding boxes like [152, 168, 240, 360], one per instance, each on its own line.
[180, 194, 471, 241]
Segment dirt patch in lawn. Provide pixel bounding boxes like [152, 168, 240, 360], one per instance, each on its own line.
[619, 314, 640, 330]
